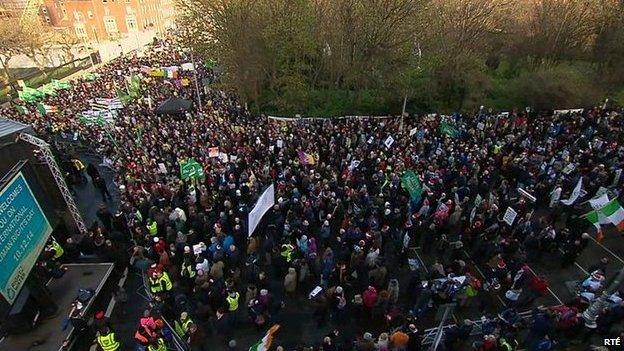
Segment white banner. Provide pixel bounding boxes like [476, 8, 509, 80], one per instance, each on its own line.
[560, 177, 583, 205]
[248, 184, 275, 237]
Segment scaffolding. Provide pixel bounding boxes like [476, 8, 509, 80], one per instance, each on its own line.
[19, 133, 88, 234]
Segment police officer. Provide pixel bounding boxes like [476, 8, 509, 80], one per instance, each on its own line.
[96, 327, 120, 351]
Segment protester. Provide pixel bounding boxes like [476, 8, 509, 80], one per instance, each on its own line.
[5, 31, 624, 350]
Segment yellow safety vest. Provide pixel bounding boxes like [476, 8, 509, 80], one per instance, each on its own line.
[147, 221, 158, 236]
[73, 159, 85, 171]
[226, 292, 239, 311]
[175, 317, 194, 337]
[280, 244, 294, 262]
[149, 273, 172, 293]
[48, 239, 64, 260]
[147, 338, 167, 351]
[97, 332, 120, 351]
[181, 262, 196, 278]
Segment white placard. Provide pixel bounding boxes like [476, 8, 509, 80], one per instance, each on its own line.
[277, 140, 283, 148]
[590, 193, 610, 210]
[248, 184, 275, 237]
[230, 155, 238, 162]
[181, 62, 195, 71]
[477, 122, 485, 131]
[562, 163, 576, 175]
[384, 136, 395, 148]
[218, 152, 228, 163]
[349, 160, 361, 171]
[158, 163, 167, 174]
[503, 207, 517, 226]
[410, 127, 418, 136]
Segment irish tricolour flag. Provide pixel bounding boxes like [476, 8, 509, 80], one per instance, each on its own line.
[584, 198, 624, 240]
[249, 324, 280, 351]
[600, 199, 624, 231]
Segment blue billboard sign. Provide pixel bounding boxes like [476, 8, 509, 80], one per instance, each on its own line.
[0, 172, 52, 304]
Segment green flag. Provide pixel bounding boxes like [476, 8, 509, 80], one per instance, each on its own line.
[38, 84, 57, 96]
[440, 122, 459, 138]
[401, 170, 423, 201]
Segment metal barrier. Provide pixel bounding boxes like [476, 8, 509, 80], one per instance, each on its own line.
[421, 308, 536, 346]
[141, 275, 189, 351]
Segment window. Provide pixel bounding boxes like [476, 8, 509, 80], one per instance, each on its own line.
[103, 16, 118, 34]
[61, 8, 67, 16]
[126, 14, 137, 31]
[87, 11, 93, 19]
[74, 24, 87, 38]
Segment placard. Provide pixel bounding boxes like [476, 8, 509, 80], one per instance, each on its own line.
[503, 207, 517, 226]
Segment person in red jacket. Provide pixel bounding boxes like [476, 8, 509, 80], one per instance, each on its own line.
[362, 286, 378, 310]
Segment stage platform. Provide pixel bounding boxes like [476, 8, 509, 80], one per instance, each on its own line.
[0, 263, 115, 351]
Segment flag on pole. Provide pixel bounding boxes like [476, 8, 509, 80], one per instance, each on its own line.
[600, 199, 624, 231]
[583, 210, 605, 241]
[249, 325, 280, 351]
[36, 103, 58, 115]
[298, 151, 316, 165]
[560, 177, 583, 205]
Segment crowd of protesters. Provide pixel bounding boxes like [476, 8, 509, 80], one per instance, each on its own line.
[3, 33, 624, 351]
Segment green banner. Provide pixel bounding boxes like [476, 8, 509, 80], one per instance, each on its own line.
[440, 122, 459, 138]
[401, 170, 423, 201]
[179, 158, 204, 180]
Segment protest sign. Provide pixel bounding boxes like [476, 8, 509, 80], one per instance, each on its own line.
[401, 170, 423, 201]
[208, 147, 219, 158]
[503, 207, 517, 226]
[384, 136, 395, 148]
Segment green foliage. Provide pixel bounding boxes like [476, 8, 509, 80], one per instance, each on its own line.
[178, 0, 624, 115]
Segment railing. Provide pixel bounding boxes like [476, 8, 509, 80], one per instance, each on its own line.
[141, 275, 189, 351]
[421, 308, 537, 346]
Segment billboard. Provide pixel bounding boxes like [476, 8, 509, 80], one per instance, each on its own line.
[0, 172, 52, 304]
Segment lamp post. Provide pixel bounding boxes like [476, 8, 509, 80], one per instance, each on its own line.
[582, 266, 624, 328]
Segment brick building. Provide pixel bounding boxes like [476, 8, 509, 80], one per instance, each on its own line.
[41, 0, 174, 42]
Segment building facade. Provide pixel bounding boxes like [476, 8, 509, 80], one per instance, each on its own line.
[40, 0, 174, 42]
